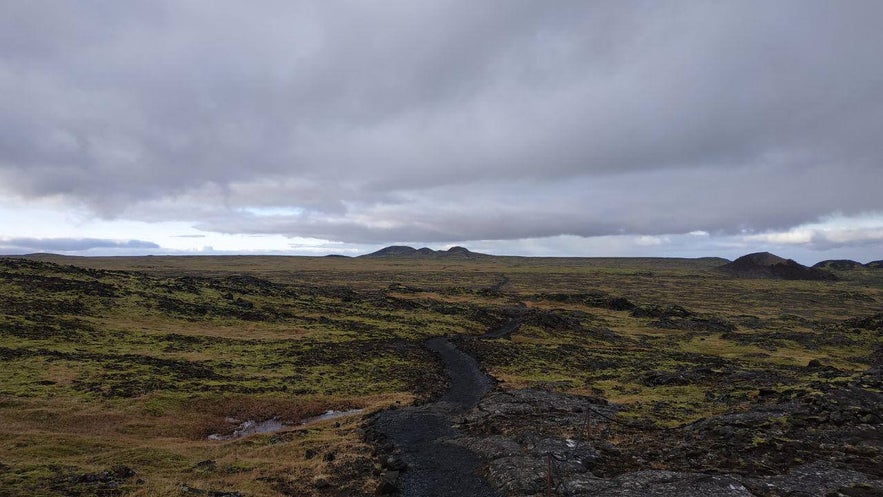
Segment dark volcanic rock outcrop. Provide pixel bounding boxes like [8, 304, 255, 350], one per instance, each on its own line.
[362, 245, 487, 259]
[720, 252, 837, 280]
[454, 381, 883, 497]
[843, 312, 883, 332]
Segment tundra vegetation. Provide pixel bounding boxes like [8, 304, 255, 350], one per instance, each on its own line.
[0, 253, 881, 496]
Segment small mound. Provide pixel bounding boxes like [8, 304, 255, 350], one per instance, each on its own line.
[740, 252, 790, 266]
[812, 259, 863, 271]
[720, 252, 837, 281]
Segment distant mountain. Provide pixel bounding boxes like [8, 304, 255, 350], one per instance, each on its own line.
[363, 246, 421, 257]
[812, 259, 863, 271]
[361, 245, 487, 259]
[719, 252, 837, 281]
[867, 260, 883, 269]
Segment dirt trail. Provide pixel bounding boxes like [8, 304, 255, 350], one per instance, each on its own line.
[424, 337, 493, 408]
[372, 318, 521, 496]
[475, 316, 521, 340]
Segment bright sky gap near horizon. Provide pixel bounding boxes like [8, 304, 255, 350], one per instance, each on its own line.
[2, 1, 882, 265]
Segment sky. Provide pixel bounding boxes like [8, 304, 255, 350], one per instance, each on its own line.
[2, 1, 883, 264]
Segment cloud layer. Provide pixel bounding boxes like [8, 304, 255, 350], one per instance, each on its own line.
[0, 237, 159, 253]
[2, 1, 883, 254]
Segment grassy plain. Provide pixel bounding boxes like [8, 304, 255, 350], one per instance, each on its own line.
[1, 254, 881, 495]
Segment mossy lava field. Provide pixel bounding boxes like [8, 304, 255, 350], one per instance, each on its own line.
[0, 253, 881, 496]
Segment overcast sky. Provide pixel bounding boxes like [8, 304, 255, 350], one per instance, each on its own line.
[2, 1, 882, 263]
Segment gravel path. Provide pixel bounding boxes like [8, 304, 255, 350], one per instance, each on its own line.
[372, 319, 521, 496]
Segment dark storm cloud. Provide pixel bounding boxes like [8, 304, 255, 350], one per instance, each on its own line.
[0, 237, 159, 253]
[2, 1, 882, 243]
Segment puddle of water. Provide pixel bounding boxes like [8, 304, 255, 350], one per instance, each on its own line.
[298, 409, 364, 426]
[208, 409, 364, 440]
[208, 418, 284, 441]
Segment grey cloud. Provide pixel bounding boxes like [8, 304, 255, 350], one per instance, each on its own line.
[195, 163, 883, 243]
[805, 235, 883, 251]
[0, 237, 160, 253]
[2, 1, 882, 245]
